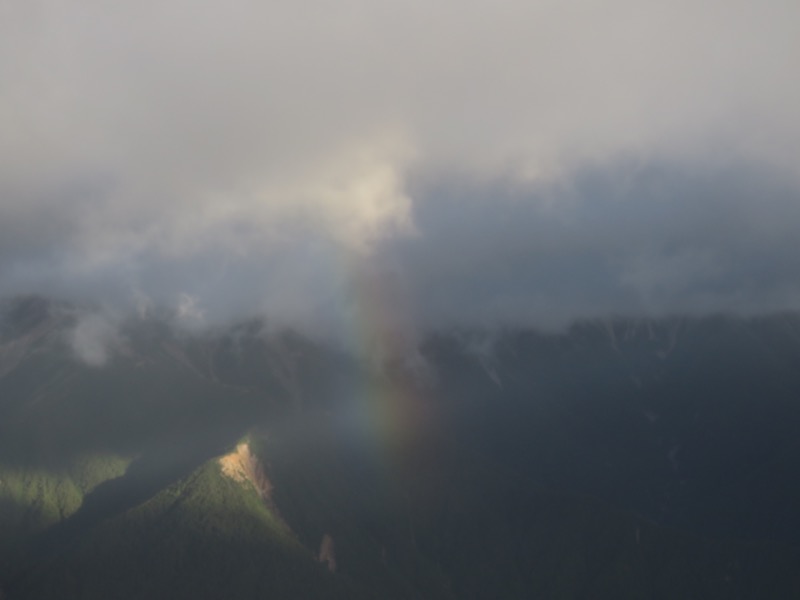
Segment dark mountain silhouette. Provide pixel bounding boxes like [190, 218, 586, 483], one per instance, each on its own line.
[2, 297, 800, 599]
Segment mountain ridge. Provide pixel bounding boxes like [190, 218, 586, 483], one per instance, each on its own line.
[2, 297, 800, 597]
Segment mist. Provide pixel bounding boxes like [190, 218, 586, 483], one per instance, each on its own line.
[2, 1, 799, 337]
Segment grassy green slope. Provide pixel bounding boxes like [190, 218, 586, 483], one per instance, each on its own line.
[11, 459, 360, 600]
[0, 454, 130, 576]
[3, 304, 800, 599]
[5, 424, 800, 600]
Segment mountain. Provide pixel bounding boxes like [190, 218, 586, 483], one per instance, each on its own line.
[1, 297, 800, 599]
[423, 315, 800, 544]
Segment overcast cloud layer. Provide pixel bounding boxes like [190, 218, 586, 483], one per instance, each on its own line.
[2, 1, 800, 335]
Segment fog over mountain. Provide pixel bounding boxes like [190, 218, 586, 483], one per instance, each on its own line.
[2, 1, 800, 337]
[5, 7, 800, 597]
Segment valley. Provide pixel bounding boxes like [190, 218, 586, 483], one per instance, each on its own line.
[1, 298, 800, 598]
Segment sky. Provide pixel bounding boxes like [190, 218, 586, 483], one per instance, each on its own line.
[2, 0, 800, 337]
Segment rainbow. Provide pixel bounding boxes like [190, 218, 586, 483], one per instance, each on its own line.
[334, 256, 438, 473]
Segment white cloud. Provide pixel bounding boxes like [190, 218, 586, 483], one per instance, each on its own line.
[68, 312, 122, 367]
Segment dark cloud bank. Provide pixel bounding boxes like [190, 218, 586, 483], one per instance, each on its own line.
[3, 161, 800, 337]
[394, 161, 800, 330]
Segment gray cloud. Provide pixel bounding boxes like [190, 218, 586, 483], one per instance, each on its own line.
[386, 162, 800, 330]
[1, 1, 799, 335]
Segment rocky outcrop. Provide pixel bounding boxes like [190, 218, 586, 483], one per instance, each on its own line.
[218, 443, 273, 501]
[318, 534, 336, 573]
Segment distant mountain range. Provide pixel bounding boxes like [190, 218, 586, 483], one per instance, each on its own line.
[2, 296, 799, 599]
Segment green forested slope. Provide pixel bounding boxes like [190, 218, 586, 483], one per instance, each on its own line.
[3, 422, 800, 600]
[2, 300, 800, 599]
[8, 460, 352, 600]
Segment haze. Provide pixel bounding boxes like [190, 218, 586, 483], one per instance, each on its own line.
[2, 0, 799, 335]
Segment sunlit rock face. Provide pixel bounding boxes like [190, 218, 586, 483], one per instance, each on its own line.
[318, 534, 337, 573]
[219, 442, 273, 501]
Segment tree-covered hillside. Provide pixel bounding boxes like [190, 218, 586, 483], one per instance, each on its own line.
[2, 298, 800, 598]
